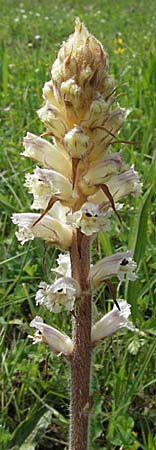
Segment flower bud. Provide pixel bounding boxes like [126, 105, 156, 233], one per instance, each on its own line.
[42, 80, 57, 105]
[51, 17, 109, 111]
[80, 94, 111, 129]
[87, 107, 126, 162]
[64, 126, 90, 158]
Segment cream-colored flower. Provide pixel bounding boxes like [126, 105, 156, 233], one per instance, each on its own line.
[35, 277, 79, 313]
[37, 102, 68, 139]
[88, 166, 141, 205]
[50, 200, 70, 222]
[25, 166, 73, 209]
[90, 251, 136, 289]
[106, 165, 141, 200]
[29, 316, 73, 355]
[80, 153, 125, 195]
[67, 202, 111, 235]
[91, 301, 136, 344]
[11, 210, 72, 250]
[22, 132, 71, 179]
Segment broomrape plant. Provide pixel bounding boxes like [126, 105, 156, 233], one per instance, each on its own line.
[12, 18, 141, 450]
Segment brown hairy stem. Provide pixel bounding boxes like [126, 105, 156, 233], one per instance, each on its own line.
[69, 230, 92, 450]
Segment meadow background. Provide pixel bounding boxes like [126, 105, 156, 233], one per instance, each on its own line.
[0, 0, 156, 449]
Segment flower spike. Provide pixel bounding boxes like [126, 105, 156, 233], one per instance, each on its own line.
[11, 19, 141, 450]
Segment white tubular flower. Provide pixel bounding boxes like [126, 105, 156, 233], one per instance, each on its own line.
[35, 277, 79, 313]
[11, 212, 72, 250]
[22, 132, 71, 179]
[80, 153, 125, 195]
[51, 253, 71, 278]
[90, 251, 136, 289]
[91, 301, 136, 344]
[67, 202, 111, 236]
[106, 165, 142, 201]
[25, 167, 73, 209]
[37, 102, 68, 139]
[64, 126, 90, 159]
[88, 166, 141, 206]
[29, 316, 73, 355]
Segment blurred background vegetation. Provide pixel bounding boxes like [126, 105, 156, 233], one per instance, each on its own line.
[0, 0, 156, 448]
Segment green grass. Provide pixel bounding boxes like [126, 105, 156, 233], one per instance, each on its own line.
[0, 0, 156, 449]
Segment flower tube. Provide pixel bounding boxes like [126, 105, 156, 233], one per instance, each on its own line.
[80, 153, 125, 195]
[22, 132, 71, 179]
[35, 277, 80, 313]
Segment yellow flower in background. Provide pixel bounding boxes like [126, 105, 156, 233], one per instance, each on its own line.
[114, 32, 125, 54]
[114, 36, 123, 45]
[114, 47, 125, 54]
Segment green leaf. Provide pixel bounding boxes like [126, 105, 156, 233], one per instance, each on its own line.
[8, 406, 47, 448]
[131, 186, 152, 266]
[126, 186, 153, 311]
[0, 193, 15, 210]
[107, 414, 134, 446]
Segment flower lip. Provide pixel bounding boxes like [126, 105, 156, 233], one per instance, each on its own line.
[67, 202, 111, 236]
[35, 277, 80, 313]
[51, 253, 71, 278]
[24, 166, 73, 209]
